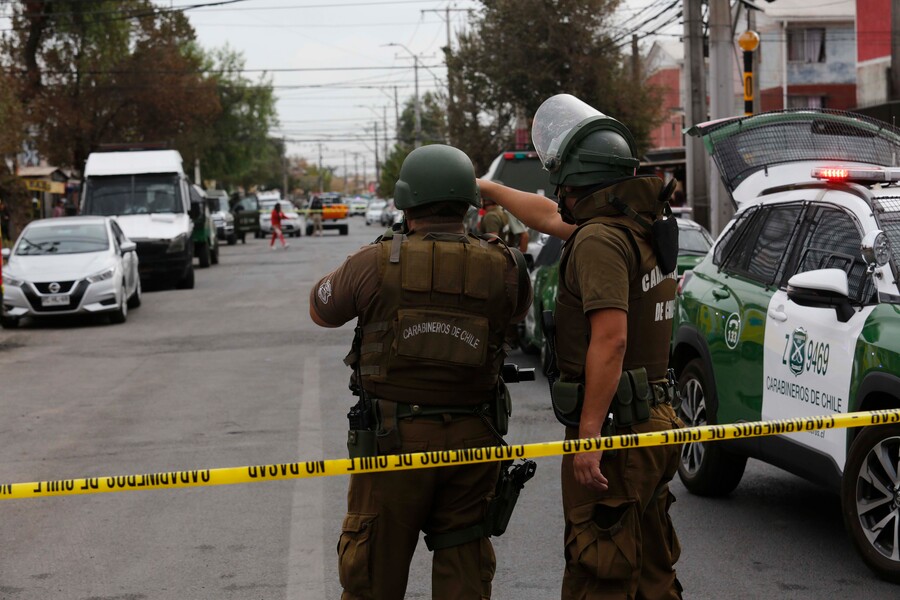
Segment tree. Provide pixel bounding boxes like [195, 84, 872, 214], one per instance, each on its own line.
[2, 1, 220, 170]
[448, 0, 664, 172]
[182, 46, 279, 190]
[396, 92, 448, 148]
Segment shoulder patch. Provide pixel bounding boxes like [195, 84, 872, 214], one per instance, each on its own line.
[317, 278, 333, 305]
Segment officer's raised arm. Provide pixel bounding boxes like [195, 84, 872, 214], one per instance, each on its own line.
[477, 178, 576, 241]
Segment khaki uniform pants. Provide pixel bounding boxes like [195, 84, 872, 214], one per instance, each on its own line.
[561, 404, 684, 600]
[338, 416, 500, 600]
[312, 213, 323, 235]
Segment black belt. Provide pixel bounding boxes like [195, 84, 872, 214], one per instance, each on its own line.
[392, 401, 490, 420]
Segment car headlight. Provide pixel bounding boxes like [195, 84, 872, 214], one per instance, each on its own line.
[167, 233, 188, 254]
[87, 267, 115, 283]
[2, 272, 24, 287]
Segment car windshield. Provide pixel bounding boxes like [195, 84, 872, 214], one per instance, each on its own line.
[213, 197, 229, 213]
[679, 227, 713, 255]
[83, 174, 183, 216]
[16, 223, 109, 255]
[368, 200, 386, 209]
[262, 201, 295, 213]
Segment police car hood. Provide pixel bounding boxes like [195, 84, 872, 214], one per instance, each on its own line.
[114, 213, 192, 242]
[687, 109, 900, 207]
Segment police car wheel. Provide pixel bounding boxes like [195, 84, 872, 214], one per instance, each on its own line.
[676, 358, 747, 496]
[841, 423, 900, 583]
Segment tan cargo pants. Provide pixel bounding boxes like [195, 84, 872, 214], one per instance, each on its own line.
[561, 404, 684, 600]
[338, 415, 500, 600]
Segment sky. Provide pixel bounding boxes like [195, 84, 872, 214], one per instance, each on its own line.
[166, 0, 682, 179]
[0, 0, 683, 180]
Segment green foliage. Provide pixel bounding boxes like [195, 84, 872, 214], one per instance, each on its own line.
[447, 0, 664, 172]
[396, 92, 448, 148]
[379, 144, 412, 200]
[182, 46, 280, 190]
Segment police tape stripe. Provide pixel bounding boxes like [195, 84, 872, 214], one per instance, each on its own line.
[3, 409, 899, 500]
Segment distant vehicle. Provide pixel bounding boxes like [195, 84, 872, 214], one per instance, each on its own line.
[80, 149, 197, 289]
[306, 193, 349, 236]
[206, 189, 236, 245]
[230, 194, 261, 243]
[348, 196, 369, 216]
[380, 200, 402, 227]
[189, 185, 219, 268]
[1, 216, 141, 328]
[482, 150, 556, 200]
[365, 199, 387, 226]
[259, 199, 303, 237]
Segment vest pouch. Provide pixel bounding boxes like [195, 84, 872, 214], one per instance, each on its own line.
[551, 381, 584, 427]
[347, 429, 378, 459]
[614, 368, 651, 427]
[395, 309, 489, 367]
[651, 216, 679, 275]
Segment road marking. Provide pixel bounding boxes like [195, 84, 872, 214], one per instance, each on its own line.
[287, 356, 325, 598]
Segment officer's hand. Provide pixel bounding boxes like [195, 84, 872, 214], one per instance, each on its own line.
[573, 450, 608, 492]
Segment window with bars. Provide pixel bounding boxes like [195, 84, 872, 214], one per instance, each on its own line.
[724, 205, 802, 285]
[787, 28, 826, 63]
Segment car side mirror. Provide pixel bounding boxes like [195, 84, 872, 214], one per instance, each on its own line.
[120, 241, 137, 253]
[787, 268, 854, 323]
[1, 247, 10, 259]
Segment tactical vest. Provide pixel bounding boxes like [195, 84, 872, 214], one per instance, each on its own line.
[356, 229, 517, 405]
[555, 177, 677, 382]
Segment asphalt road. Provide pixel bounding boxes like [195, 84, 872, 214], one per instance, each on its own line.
[0, 217, 896, 599]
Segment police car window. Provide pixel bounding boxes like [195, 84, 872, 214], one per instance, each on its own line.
[747, 206, 803, 283]
[792, 207, 874, 304]
[725, 206, 802, 284]
[713, 207, 756, 266]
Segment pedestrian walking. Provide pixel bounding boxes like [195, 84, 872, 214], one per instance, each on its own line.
[269, 202, 290, 249]
[309, 144, 532, 599]
[478, 94, 685, 599]
[52, 199, 66, 218]
[309, 195, 324, 236]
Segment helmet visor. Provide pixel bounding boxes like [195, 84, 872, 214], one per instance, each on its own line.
[532, 94, 605, 170]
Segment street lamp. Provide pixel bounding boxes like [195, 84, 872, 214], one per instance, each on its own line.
[384, 42, 421, 148]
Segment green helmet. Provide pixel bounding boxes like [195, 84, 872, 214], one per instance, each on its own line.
[532, 94, 640, 188]
[394, 144, 481, 210]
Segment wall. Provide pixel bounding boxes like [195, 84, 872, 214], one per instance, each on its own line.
[648, 67, 683, 149]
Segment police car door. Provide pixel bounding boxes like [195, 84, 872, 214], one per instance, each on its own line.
[762, 204, 877, 471]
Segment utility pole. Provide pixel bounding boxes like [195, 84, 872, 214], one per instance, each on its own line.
[385, 43, 422, 148]
[353, 153, 359, 193]
[363, 156, 368, 193]
[708, 0, 734, 236]
[281, 137, 288, 201]
[317, 143, 323, 193]
[383, 105, 389, 161]
[374, 121, 380, 185]
[683, 0, 709, 231]
[893, 0, 900, 99]
[632, 34, 640, 83]
[343, 151, 348, 191]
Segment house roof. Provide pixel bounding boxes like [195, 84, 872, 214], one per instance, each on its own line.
[761, 0, 854, 22]
[17, 166, 68, 179]
[646, 40, 683, 74]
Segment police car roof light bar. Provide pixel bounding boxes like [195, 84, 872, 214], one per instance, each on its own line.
[811, 166, 900, 183]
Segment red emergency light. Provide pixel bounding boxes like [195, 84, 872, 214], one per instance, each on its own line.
[811, 166, 900, 183]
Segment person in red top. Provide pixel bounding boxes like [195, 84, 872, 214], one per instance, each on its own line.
[270, 202, 290, 249]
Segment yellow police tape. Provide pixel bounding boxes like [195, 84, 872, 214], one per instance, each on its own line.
[3, 409, 900, 501]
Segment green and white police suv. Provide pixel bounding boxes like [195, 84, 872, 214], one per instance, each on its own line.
[671, 109, 900, 582]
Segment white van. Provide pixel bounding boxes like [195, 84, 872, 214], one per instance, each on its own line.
[81, 150, 196, 289]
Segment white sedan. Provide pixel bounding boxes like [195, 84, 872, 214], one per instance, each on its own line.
[1, 216, 141, 328]
[259, 200, 303, 237]
[365, 199, 387, 225]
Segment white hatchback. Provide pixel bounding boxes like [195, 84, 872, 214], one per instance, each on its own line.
[1, 216, 141, 327]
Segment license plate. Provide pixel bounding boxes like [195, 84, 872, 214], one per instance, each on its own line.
[41, 294, 70, 307]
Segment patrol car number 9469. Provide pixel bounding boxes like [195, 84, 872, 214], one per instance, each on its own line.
[781, 331, 830, 376]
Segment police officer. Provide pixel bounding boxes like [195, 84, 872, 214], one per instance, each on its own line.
[479, 181, 529, 253]
[478, 94, 684, 599]
[309, 144, 532, 600]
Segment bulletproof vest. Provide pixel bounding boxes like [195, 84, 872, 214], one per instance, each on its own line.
[356, 230, 517, 405]
[555, 177, 677, 382]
